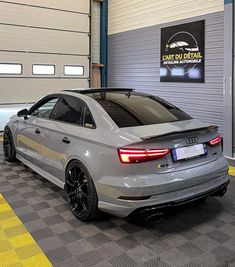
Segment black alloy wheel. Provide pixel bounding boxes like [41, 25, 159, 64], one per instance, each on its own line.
[3, 127, 16, 162]
[65, 161, 99, 221]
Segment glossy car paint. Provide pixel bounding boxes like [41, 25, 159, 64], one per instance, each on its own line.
[5, 90, 229, 217]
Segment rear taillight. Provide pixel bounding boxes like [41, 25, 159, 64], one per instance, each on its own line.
[118, 148, 170, 163]
[208, 135, 222, 146]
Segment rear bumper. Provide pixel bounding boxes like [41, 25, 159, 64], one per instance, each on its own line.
[131, 179, 229, 218]
[98, 171, 230, 218]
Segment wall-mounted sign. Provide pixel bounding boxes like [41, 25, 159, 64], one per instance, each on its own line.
[160, 20, 205, 83]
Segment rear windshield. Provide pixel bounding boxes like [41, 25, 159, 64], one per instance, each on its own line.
[87, 91, 192, 128]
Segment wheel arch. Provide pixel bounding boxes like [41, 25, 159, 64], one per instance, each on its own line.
[4, 123, 17, 145]
[64, 156, 100, 221]
[65, 156, 89, 172]
[64, 156, 96, 188]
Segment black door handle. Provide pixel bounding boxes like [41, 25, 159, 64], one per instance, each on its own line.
[35, 128, 41, 134]
[62, 137, 70, 144]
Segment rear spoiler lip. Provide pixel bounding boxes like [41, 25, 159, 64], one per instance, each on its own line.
[141, 125, 218, 141]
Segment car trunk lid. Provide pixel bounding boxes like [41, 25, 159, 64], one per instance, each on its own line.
[118, 119, 222, 174]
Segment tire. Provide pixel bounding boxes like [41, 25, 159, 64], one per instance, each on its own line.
[65, 160, 99, 221]
[3, 127, 17, 162]
[198, 196, 207, 203]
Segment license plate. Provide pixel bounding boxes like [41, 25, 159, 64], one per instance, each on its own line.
[172, 144, 206, 161]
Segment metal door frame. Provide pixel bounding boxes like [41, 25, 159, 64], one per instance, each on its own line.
[223, 0, 234, 158]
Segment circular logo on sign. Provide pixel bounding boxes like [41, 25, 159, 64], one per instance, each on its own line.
[164, 31, 200, 75]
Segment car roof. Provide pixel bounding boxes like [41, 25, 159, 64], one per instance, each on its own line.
[63, 88, 134, 94]
[61, 87, 157, 101]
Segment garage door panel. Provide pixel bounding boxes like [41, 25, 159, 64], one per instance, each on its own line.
[3, 0, 90, 14]
[0, 3, 89, 33]
[0, 25, 89, 55]
[0, 78, 89, 104]
[0, 52, 89, 77]
[0, 0, 90, 131]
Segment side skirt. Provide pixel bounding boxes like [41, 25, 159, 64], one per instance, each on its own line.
[16, 154, 65, 189]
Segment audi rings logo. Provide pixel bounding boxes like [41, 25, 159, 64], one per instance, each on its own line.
[185, 136, 199, 145]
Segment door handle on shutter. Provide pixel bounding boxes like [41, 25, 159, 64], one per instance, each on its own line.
[35, 128, 41, 134]
[62, 137, 70, 144]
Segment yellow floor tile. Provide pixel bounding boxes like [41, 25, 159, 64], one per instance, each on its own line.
[0, 240, 13, 253]
[0, 229, 8, 240]
[229, 166, 235, 177]
[0, 197, 7, 205]
[0, 194, 52, 267]
[4, 224, 28, 239]
[15, 243, 42, 261]
[1, 203, 13, 213]
[21, 253, 52, 267]
[10, 233, 35, 249]
[5, 263, 24, 267]
[0, 250, 21, 266]
[0, 217, 22, 230]
[0, 210, 16, 220]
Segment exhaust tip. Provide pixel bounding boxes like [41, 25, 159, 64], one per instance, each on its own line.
[212, 187, 227, 197]
[144, 212, 165, 223]
[130, 208, 166, 224]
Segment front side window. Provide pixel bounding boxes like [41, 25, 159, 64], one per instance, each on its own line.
[52, 96, 84, 125]
[31, 97, 59, 119]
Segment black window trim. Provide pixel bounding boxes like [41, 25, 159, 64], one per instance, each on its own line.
[50, 96, 85, 126]
[82, 102, 96, 129]
[28, 94, 96, 129]
[50, 95, 97, 129]
[29, 94, 61, 117]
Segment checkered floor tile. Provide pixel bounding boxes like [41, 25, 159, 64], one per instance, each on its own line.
[0, 194, 52, 267]
[0, 145, 235, 267]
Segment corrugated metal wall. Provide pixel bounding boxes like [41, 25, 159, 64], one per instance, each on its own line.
[109, 0, 224, 35]
[0, 0, 90, 104]
[108, 11, 224, 132]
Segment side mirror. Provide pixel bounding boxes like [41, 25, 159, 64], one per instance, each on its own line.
[17, 109, 29, 119]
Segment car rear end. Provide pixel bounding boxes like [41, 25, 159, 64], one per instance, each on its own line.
[86, 90, 229, 217]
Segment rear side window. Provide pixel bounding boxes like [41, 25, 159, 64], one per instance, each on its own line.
[52, 96, 84, 125]
[87, 92, 192, 128]
[83, 105, 95, 128]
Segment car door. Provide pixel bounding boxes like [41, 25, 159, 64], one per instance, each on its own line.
[16, 96, 60, 167]
[38, 95, 90, 182]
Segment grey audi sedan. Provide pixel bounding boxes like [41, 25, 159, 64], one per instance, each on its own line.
[3, 88, 229, 221]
